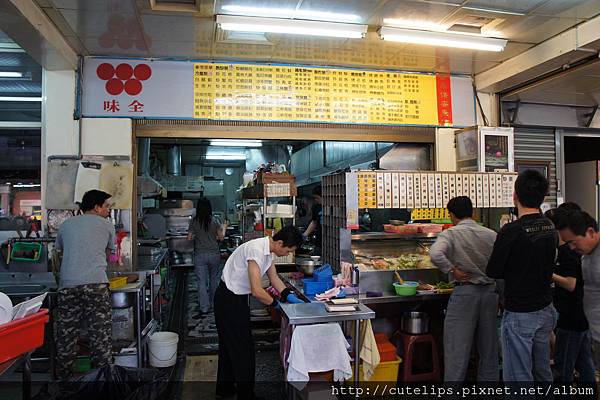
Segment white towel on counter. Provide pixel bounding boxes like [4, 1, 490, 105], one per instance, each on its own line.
[360, 319, 380, 381]
[286, 323, 352, 389]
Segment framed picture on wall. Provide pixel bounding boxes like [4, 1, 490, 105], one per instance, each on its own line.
[514, 160, 550, 180]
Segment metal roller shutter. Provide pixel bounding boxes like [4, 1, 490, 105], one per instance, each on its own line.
[514, 128, 557, 206]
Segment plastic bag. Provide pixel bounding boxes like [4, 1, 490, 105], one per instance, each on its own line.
[33, 365, 170, 400]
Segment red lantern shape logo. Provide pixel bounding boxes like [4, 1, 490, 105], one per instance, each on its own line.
[96, 63, 152, 96]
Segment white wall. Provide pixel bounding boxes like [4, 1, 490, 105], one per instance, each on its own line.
[435, 128, 456, 171]
[41, 69, 79, 212]
[476, 92, 499, 126]
[81, 118, 132, 157]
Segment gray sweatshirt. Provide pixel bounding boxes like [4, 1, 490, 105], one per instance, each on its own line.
[429, 219, 496, 285]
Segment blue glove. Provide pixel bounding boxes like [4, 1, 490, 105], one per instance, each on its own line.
[287, 294, 305, 304]
[336, 289, 346, 298]
[270, 299, 281, 310]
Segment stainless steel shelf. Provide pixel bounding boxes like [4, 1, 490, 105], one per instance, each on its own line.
[351, 232, 438, 241]
[264, 213, 295, 218]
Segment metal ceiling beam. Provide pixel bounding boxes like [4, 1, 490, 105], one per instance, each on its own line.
[0, 0, 77, 70]
[475, 13, 600, 93]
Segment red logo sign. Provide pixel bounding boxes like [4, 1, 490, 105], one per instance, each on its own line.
[96, 63, 152, 96]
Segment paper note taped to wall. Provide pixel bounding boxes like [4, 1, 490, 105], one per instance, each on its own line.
[74, 162, 101, 204]
[73, 161, 133, 209]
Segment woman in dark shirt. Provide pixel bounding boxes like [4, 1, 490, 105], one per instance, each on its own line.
[187, 197, 223, 318]
[546, 207, 596, 384]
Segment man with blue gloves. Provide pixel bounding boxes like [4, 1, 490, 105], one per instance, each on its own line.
[214, 226, 305, 400]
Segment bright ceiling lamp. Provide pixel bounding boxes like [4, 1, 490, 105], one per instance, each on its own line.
[0, 71, 23, 78]
[216, 15, 367, 39]
[0, 96, 42, 102]
[210, 139, 262, 147]
[379, 26, 507, 52]
[205, 154, 246, 160]
[221, 5, 361, 22]
[462, 6, 525, 16]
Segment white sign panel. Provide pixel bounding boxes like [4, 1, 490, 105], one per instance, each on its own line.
[82, 58, 193, 118]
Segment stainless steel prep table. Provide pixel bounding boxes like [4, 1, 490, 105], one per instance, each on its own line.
[279, 302, 375, 386]
[136, 248, 169, 323]
[110, 281, 146, 366]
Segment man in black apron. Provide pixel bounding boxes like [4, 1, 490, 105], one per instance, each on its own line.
[214, 226, 304, 399]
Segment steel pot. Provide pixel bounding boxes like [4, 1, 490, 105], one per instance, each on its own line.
[230, 235, 243, 247]
[400, 312, 429, 334]
[111, 291, 135, 309]
[296, 258, 321, 276]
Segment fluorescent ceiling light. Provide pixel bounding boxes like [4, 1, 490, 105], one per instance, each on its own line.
[13, 183, 40, 188]
[0, 96, 42, 102]
[210, 140, 262, 147]
[0, 71, 23, 78]
[221, 5, 361, 22]
[379, 27, 507, 52]
[205, 154, 246, 160]
[217, 15, 367, 39]
[462, 6, 525, 16]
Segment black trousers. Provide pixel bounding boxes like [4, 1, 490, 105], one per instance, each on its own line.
[214, 280, 255, 399]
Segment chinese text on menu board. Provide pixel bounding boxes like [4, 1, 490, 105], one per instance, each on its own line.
[193, 63, 439, 125]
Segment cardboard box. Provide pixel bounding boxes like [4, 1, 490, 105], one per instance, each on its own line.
[255, 172, 295, 184]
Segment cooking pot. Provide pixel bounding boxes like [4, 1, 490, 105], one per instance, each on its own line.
[230, 235, 243, 247]
[296, 258, 321, 276]
[111, 291, 135, 309]
[170, 251, 183, 265]
[400, 312, 429, 335]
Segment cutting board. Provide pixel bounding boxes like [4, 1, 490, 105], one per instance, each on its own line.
[99, 162, 133, 209]
[46, 159, 79, 209]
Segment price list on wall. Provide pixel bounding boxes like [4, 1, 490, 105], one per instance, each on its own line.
[193, 63, 442, 125]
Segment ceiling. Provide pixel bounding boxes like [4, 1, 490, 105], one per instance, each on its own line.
[502, 59, 600, 107]
[28, 0, 600, 75]
[0, 37, 42, 96]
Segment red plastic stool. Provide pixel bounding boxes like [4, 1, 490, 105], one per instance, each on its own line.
[398, 331, 441, 382]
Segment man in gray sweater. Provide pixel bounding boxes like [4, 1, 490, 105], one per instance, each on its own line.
[429, 196, 498, 383]
[55, 190, 116, 379]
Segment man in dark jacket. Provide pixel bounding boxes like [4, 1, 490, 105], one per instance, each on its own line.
[487, 170, 557, 383]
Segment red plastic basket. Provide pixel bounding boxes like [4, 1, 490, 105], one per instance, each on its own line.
[0, 309, 49, 363]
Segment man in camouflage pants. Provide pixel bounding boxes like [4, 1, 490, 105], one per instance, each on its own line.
[55, 190, 116, 379]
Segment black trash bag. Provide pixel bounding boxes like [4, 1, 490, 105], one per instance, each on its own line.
[33, 365, 170, 400]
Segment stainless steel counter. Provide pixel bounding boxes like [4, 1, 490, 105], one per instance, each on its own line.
[280, 273, 450, 305]
[280, 302, 374, 325]
[358, 291, 450, 304]
[136, 249, 168, 273]
[279, 301, 375, 386]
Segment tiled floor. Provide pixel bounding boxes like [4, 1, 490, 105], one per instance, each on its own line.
[185, 275, 280, 355]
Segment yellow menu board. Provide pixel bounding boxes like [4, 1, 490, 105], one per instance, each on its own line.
[193, 63, 440, 125]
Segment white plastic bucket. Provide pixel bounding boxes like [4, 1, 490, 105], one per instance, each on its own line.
[148, 331, 178, 367]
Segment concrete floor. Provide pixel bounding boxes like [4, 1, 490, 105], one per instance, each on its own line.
[180, 350, 287, 400]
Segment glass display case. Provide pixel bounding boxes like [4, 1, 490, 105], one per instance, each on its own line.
[350, 232, 435, 272]
[455, 126, 514, 173]
[349, 232, 445, 294]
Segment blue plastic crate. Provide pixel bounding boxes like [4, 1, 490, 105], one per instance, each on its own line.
[314, 264, 333, 282]
[301, 278, 334, 296]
